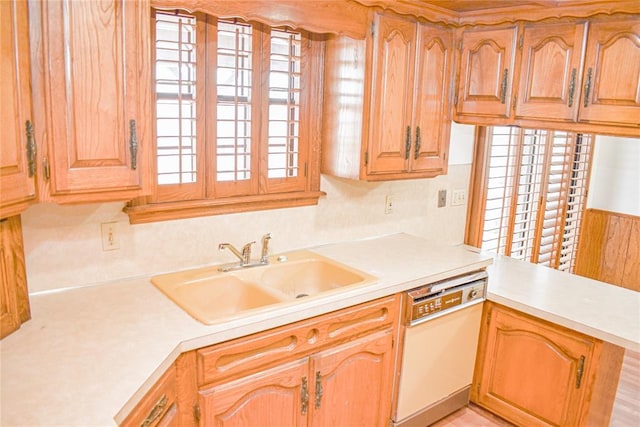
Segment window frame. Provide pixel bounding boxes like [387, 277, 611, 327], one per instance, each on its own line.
[465, 126, 594, 272]
[125, 10, 324, 223]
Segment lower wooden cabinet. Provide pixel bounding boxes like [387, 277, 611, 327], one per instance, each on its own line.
[121, 365, 178, 427]
[472, 302, 624, 427]
[121, 295, 400, 426]
[0, 215, 30, 339]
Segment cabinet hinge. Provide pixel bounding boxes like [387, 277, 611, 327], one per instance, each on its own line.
[42, 157, 50, 181]
[513, 94, 518, 110]
[371, 22, 375, 37]
[454, 91, 458, 107]
[194, 404, 201, 424]
[458, 40, 463, 51]
[518, 34, 524, 49]
[576, 355, 586, 389]
[364, 151, 369, 166]
[304, 162, 308, 177]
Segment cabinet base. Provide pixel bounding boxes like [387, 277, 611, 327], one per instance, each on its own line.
[392, 386, 470, 427]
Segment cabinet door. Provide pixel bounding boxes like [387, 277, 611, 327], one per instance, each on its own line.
[475, 304, 597, 426]
[309, 329, 394, 427]
[367, 14, 416, 176]
[515, 22, 587, 122]
[0, 216, 29, 339]
[456, 26, 518, 119]
[41, 0, 150, 201]
[1, 0, 36, 217]
[578, 19, 640, 127]
[411, 23, 454, 174]
[199, 357, 308, 427]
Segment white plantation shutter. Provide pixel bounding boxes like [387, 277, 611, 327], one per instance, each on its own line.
[479, 127, 593, 272]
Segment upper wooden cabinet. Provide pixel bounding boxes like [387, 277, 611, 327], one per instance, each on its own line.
[1, 0, 37, 218]
[455, 17, 640, 136]
[578, 19, 640, 127]
[323, 13, 454, 181]
[515, 22, 588, 123]
[455, 26, 519, 120]
[36, 0, 151, 203]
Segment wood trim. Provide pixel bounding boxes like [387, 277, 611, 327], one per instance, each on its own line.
[150, 0, 371, 39]
[464, 126, 488, 247]
[124, 191, 325, 224]
[575, 208, 640, 291]
[0, 215, 30, 340]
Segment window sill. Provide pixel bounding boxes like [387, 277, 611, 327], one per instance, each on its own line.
[124, 191, 326, 224]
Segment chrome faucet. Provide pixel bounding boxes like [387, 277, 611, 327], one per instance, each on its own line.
[218, 233, 272, 272]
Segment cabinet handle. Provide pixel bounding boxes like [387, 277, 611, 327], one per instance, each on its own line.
[500, 68, 509, 104]
[404, 126, 411, 160]
[583, 67, 593, 108]
[129, 119, 138, 170]
[140, 394, 167, 427]
[567, 68, 577, 107]
[301, 376, 309, 415]
[315, 371, 323, 409]
[576, 355, 585, 389]
[413, 126, 421, 160]
[25, 120, 37, 178]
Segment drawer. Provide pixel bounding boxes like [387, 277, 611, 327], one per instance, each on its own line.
[197, 294, 400, 386]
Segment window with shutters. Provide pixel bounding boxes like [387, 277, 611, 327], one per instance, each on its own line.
[466, 126, 593, 272]
[125, 10, 323, 223]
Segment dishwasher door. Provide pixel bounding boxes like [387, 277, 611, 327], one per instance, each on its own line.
[394, 303, 483, 426]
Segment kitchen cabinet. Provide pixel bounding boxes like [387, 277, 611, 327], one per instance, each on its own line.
[0, 216, 30, 340]
[195, 295, 400, 426]
[455, 25, 519, 121]
[323, 12, 454, 181]
[473, 302, 625, 426]
[515, 22, 588, 123]
[121, 364, 178, 427]
[1, 0, 37, 218]
[36, 0, 151, 203]
[578, 19, 640, 127]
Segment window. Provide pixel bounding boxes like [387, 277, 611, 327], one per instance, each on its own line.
[466, 126, 593, 272]
[126, 10, 323, 223]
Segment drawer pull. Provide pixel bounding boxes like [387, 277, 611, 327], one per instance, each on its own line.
[404, 126, 411, 160]
[500, 68, 508, 104]
[576, 355, 585, 389]
[140, 394, 167, 427]
[129, 119, 138, 170]
[413, 126, 421, 160]
[583, 67, 593, 107]
[567, 68, 577, 108]
[25, 120, 37, 177]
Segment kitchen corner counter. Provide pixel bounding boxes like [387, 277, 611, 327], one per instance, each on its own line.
[1, 233, 638, 426]
[486, 254, 640, 352]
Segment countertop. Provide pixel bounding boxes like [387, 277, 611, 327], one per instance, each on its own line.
[1, 233, 638, 426]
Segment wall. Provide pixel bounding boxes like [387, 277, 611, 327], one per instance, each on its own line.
[21, 124, 477, 293]
[588, 135, 640, 216]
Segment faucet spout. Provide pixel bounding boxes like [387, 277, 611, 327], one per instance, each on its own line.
[218, 243, 244, 262]
[260, 233, 272, 264]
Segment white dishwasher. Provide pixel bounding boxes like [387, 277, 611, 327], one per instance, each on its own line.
[392, 270, 487, 427]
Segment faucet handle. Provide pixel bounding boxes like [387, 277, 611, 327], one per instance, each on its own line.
[241, 241, 255, 264]
[261, 233, 272, 263]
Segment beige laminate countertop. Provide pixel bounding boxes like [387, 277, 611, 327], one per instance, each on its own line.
[1, 233, 638, 426]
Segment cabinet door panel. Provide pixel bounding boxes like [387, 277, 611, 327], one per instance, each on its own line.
[368, 15, 415, 175]
[309, 329, 394, 427]
[0, 216, 29, 339]
[515, 23, 587, 122]
[476, 304, 597, 426]
[42, 0, 149, 197]
[199, 357, 308, 427]
[579, 19, 640, 126]
[411, 24, 453, 173]
[457, 27, 518, 119]
[1, 0, 36, 216]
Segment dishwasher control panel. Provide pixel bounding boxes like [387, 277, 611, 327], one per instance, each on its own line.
[406, 270, 487, 325]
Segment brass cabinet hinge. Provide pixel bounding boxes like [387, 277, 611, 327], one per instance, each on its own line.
[193, 404, 201, 424]
[371, 22, 375, 37]
[304, 162, 308, 177]
[576, 355, 586, 388]
[518, 34, 524, 49]
[42, 157, 50, 181]
[364, 151, 369, 166]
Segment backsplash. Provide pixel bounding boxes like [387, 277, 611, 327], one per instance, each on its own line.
[21, 165, 471, 293]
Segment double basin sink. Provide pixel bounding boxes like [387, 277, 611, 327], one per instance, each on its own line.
[151, 250, 377, 324]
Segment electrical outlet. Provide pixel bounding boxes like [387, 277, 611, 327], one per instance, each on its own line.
[452, 189, 467, 206]
[437, 190, 447, 208]
[384, 195, 394, 214]
[101, 222, 120, 251]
